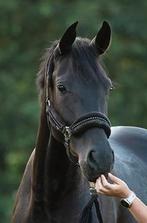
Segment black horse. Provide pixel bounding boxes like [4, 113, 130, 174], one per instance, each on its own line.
[12, 21, 147, 223]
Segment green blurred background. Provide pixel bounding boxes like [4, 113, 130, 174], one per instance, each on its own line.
[0, 0, 147, 222]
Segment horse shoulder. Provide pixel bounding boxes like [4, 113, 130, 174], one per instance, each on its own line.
[12, 149, 35, 222]
[109, 126, 147, 204]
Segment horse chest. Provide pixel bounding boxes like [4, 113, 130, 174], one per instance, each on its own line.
[45, 192, 101, 223]
[47, 207, 100, 223]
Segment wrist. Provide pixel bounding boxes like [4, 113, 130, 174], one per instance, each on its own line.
[120, 189, 132, 199]
[120, 191, 136, 208]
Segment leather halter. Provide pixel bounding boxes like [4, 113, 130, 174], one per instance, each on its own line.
[45, 55, 106, 223]
[45, 61, 111, 163]
[46, 99, 111, 162]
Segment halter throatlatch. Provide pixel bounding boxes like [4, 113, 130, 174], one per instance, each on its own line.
[46, 99, 111, 163]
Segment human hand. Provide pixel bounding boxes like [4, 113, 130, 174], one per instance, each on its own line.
[95, 173, 132, 199]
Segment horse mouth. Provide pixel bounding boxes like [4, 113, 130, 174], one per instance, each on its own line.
[80, 161, 109, 182]
[87, 172, 108, 183]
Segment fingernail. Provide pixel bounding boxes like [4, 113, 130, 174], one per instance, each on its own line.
[102, 174, 105, 178]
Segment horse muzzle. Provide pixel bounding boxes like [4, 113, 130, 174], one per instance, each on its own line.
[71, 127, 114, 182]
[80, 146, 114, 182]
[46, 99, 114, 181]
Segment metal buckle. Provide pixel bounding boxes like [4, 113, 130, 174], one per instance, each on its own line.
[47, 99, 51, 106]
[64, 126, 71, 143]
[89, 182, 97, 196]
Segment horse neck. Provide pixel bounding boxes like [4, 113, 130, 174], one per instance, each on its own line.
[44, 134, 82, 208]
[31, 99, 89, 214]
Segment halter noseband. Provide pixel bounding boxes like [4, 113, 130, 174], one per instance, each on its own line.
[46, 98, 111, 163]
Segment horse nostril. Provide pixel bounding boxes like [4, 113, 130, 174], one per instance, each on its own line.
[87, 150, 97, 165]
[87, 149, 114, 173]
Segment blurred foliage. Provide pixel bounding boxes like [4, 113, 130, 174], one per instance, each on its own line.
[0, 0, 147, 222]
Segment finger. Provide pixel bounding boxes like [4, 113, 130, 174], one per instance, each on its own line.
[96, 177, 116, 195]
[96, 181, 109, 193]
[101, 175, 113, 189]
[97, 184, 112, 195]
[95, 177, 103, 192]
[98, 188, 109, 194]
[108, 173, 123, 184]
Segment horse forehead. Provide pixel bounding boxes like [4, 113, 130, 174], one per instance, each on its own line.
[55, 56, 101, 85]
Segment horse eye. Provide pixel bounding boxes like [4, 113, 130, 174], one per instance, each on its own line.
[57, 84, 67, 94]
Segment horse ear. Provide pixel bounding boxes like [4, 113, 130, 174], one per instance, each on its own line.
[91, 21, 111, 55]
[59, 21, 78, 54]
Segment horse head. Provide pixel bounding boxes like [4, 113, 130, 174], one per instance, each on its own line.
[38, 21, 114, 182]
